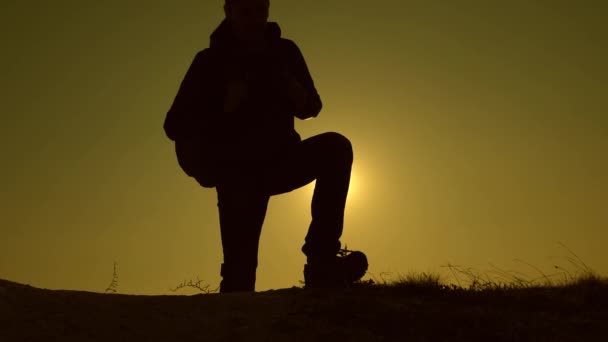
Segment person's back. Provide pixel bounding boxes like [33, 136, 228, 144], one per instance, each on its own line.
[164, 20, 322, 184]
[164, 0, 367, 292]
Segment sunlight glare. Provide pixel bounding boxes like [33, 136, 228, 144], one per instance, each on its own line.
[298, 165, 365, 208]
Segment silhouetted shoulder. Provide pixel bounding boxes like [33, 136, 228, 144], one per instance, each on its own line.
[179, 48, 222, 83]
[279, 38, 297, 47]
[277, 38, 311, 71]
[278, 38, 303, 56]
[191, 48, 215, 65]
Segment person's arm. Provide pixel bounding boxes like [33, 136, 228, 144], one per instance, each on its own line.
[285, 41, 322, 120]
[163, 50, 219, 142]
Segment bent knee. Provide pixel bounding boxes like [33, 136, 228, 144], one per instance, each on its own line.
[322, 132, 353, 163]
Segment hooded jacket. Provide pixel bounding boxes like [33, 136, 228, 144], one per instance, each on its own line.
[163, 19, 322, 187]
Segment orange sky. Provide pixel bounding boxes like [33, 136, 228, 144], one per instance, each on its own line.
[1, 1, 606, 294]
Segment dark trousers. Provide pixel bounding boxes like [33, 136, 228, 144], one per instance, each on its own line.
[215, 132, 353, 292]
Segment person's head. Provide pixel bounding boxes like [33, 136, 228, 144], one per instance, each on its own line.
[224, 0, 270, 41]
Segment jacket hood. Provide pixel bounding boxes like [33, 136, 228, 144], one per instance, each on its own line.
[209, 19, 282, 51]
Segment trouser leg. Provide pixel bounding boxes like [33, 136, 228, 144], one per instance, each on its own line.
[301, 133, 352, 261]
[262, 132, 353, 262]
[216, 183, 269, 293]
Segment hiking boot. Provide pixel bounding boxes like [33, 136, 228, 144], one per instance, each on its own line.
[303, 249, 368, 289]
[219, 263, 256, 293]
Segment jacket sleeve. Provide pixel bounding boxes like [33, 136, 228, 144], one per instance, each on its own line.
[163, 50, 218, 142]
[286, 41, 322, 120]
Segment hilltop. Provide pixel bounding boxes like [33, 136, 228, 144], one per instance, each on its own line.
[1, 276, 606, 341]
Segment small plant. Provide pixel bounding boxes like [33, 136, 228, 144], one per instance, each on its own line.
[442, 263, 509, 291]
[104, 261, 119, 294]
[393, 271, 444, 289]
[366, 271, 396, 286]
[170, 276, 219, 294]
[365, 270, 453, 291]
[552, 242, 598, 285]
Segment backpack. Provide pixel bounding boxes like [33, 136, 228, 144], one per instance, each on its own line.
[168, 40, 298, 188]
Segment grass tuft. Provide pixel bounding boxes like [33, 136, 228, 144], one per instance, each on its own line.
[358, 244, 607, 295]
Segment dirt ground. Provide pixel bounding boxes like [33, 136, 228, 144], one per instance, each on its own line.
[1, 278, 606, 341]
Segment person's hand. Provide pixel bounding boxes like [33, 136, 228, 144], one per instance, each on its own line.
[223, 78, 249, 113]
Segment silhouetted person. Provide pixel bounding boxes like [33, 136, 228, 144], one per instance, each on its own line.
[163, 0, 367, 293]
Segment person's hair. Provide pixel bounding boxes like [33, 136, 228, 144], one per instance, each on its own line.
[225, 0, 269, 8]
